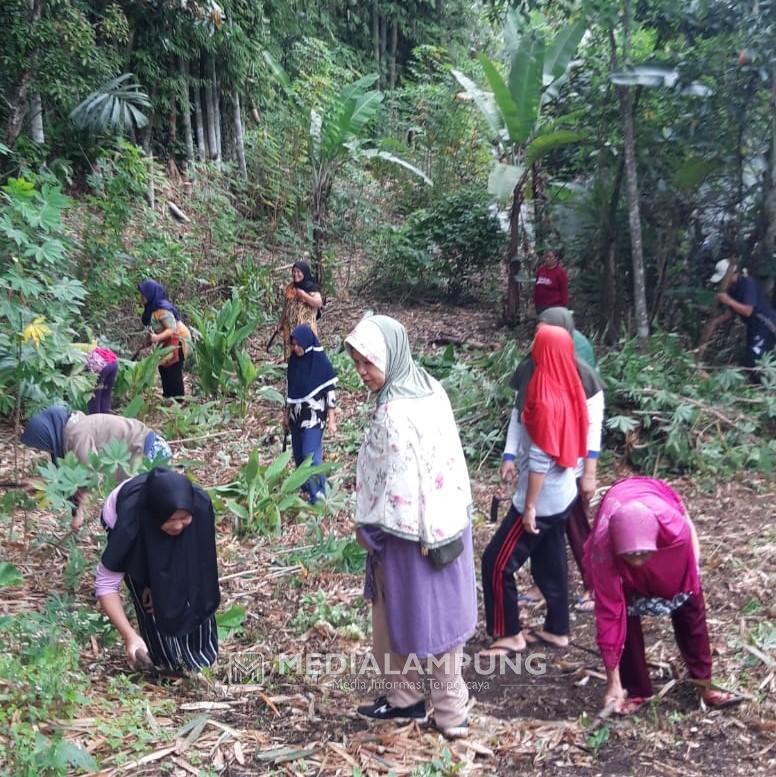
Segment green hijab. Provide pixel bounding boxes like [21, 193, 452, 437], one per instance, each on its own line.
[539, 306, 598, 370]
[346, 314, 435, 405]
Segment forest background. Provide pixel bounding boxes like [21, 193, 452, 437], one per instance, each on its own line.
[1, 0, 775, 775]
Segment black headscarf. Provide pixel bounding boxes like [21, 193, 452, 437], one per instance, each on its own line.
[101, 468, 220, 637]
[20, 405, 71, 463]
[292, 260, 319, 293]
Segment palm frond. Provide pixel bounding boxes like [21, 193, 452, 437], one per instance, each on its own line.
[70, 74, 151, 134]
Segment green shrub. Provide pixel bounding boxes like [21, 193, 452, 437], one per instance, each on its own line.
[209, 449, 334, 537]
[367, 187, 505, 300]
[0, 173, 93, 419]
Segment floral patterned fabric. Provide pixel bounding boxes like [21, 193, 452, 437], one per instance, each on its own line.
[355, 379, 472, 549]
[151, 309, 192, 365]
[279, 284, 319, 361]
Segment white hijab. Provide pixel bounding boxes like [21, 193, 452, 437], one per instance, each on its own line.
[347, 315, 472, 547]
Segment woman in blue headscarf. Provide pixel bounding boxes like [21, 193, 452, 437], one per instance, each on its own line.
[284, 325, 337, 503]
[20, 405, 171, 530]
[138, 280, 192, 398]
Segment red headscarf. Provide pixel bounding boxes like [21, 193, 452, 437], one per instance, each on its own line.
[522, 324, 588, 468]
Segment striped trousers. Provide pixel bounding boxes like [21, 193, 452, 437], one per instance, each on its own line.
[482, 505, 570, 639]
[125, 576, 218, 672]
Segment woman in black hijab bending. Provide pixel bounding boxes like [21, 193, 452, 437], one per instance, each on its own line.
[95, 468, 220, 672]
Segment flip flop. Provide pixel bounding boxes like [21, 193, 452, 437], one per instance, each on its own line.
[574, 594, 595, 613]
[477, 643, 525, 659]
[517, 593, 544, 607]
[523, 629, 569, 650]
[702, 690, 745, 709]
[615, 696, 649, 716]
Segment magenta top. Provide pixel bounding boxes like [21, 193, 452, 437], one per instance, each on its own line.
[94, 480, 129, 597]
[583, 477, 701, 670]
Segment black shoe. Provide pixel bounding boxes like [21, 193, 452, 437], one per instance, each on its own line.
[357, 696, 427, 722]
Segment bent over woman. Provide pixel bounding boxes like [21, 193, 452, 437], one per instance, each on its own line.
[585, 477, 743, 714]
[21, 406, 171, 530]
[96, 468, 220, 672]
[346, 315, 477, 739]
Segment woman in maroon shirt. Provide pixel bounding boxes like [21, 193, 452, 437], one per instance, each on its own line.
[534, 249, 569, 313]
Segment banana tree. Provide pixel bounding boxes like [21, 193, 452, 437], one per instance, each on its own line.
[309, 74, 431, 279]
[264, 54, 431, 281]
[453, 16, 586, 323]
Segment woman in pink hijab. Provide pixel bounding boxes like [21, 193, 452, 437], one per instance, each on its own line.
[584, 477, 742, 713]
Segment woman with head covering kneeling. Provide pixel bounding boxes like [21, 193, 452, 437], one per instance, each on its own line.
[95, 468, 220, 672]
[285, 325, 338, 503]
[585, 477, 742, 713]
[346, 315, 477, 739]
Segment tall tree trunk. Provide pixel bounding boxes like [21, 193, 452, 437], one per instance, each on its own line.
[233, 92, 247, 180]
[212, 61, 222, 163]
[141, 84, 156, 152]
[29, 93, 44, 143]
[193, 58, 207, 161]
[618, 85, 649, 341]
[203, 56, 218, 161]
[372, 4, 381, 88]
[755, 75, 776, 270]
[380, 14, 388, 90]
[179, 57, 195, 163]
[613, 4, 649, 342]
[504, 174, 527, 325]
[5, 0, 44, 148]
[167, 59, 177, 147]
[389, 18, 398, 90]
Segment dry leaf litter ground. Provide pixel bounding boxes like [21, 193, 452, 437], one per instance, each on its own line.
[1, 289, 775, 777]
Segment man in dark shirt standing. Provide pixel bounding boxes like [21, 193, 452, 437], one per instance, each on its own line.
[534, 248, 569, 314]
[712, 258, 776, 382]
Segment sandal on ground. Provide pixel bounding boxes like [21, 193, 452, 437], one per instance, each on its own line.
[477, 642, 525, 659]
[615, 696, 649, 716]
[517, 592, 544, 607]
[702, 690, 745, 709]
[574, 594, 595, 613]
[523, 629, 569, 650]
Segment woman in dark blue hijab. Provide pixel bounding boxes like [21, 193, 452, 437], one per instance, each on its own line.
[285, 325, 337, 503]
[138, 279, 191, 398]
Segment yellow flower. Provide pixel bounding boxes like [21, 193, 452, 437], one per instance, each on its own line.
[22, 316, 50, 348]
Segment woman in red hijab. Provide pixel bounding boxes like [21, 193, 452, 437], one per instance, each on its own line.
[481, 325, 588, 656]
[585, 477, 743, 713]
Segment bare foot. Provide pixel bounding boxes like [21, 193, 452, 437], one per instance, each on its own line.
[478, 633, 527, 657]
[524, 629, 569, 648]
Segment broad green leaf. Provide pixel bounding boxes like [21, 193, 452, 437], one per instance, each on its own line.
[506, 34, 545, 143]
[122, 394, 145, 418]
[52, 740, 97, 771]
[257, 386, 285, 405]
[478, 55, 524, 144]
[544, 21, 586, 82]
[0, 562, 23, 588]
[244, 449, 260, 486]
[280, 462, 333, 495]
[525, 130, 583, 165]
[361, 149, 432, 186]
[264, 450, 293, 484]
[488, 162, 524, 200]
[450, 69, 502, 140]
